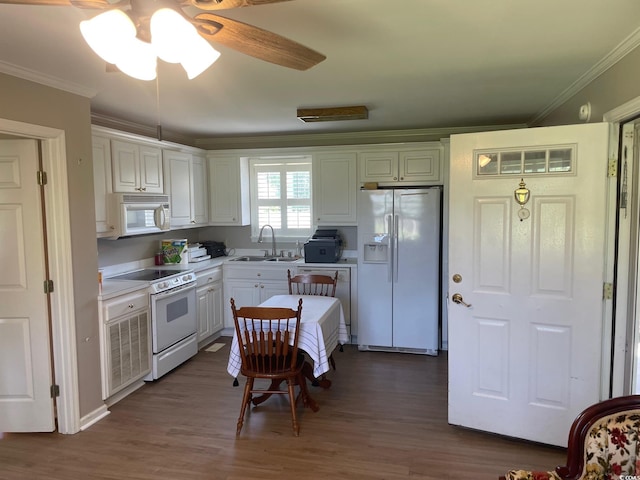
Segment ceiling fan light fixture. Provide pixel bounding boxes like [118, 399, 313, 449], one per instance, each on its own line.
[151, 8, 194, 64]
[115, 38, 157, 81]
[181, 39, 220, 79]
[297, 105, 369, 122]
[80, 9, 136, 65]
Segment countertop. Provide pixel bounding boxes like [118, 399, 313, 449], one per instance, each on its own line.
[98, 279, 149, 301]
[99, 255, 357, 300]
[155, 255, 356, 272]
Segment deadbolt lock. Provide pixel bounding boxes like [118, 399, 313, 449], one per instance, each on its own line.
[452, 274, 462, 283]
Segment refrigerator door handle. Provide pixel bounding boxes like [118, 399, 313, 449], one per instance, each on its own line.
[387, 214, 394, 283]
[393, 214, 399, 282]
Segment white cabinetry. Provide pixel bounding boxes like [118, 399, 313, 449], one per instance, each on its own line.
[98, 287, 151, 400]
[223, 264, 290, 328]
[196, 266, 223, 345]
[208, 155, 250, 225]
[92, 135, 113, 237]
[359, 145, 442, 184]
[164, 150, 208, 228]
[313, 152, 357, 226]
[111, 139, 164, 193]
[191, 154, 209, 225]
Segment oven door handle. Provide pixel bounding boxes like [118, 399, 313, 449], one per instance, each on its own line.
[154, 282, 196, 298]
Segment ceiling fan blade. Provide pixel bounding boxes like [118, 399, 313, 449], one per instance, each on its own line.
[190, 0, 292, 11]
[0, 0, 112, 7]
[194, 12, 325, 71]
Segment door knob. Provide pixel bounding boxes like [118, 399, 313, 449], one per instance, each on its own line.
[452, 293, 472, 308]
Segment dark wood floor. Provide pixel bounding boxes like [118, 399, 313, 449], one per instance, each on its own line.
[1, 340, 566, 480]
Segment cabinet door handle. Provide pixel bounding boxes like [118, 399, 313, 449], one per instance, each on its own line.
[128, 304, 134, 309]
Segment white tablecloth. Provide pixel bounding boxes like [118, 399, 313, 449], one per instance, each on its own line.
[227, 295, 349, 379]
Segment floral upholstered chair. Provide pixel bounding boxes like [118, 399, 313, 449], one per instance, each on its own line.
[500, 395, 640, 480]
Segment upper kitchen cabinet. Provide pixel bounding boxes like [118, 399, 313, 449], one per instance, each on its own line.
[313, 151, 357, 225]
[163, 150, 208, 228]
[191, 155, 208, 225]
[208, 155, 250, 226]
[359, 144, 442, 185]
[111, 139, 164, 193]
[92, 135, 113, 237]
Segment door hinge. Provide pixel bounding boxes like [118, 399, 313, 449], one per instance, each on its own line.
[603, 282, 614, 300]
[50, 384, 60, 398]
[608, 158, 617, 177]
[44, 279, 54, 294]
[37, 170, 48, 186]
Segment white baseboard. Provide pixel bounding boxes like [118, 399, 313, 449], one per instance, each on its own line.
[105, 380, 147, 408]
[80, 404, 110, 431]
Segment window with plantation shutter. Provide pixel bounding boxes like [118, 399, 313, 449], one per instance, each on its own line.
[250, 156, 312, 241]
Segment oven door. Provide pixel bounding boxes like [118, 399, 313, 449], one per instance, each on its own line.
[150, 283, 197, 353]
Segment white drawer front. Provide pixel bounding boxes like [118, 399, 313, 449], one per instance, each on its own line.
[196, 267, 222, 287]
[224, 266, 292, 281]
[104, 291, 149, 319]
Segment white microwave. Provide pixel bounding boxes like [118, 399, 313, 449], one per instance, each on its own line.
[106, 193, 171, 239]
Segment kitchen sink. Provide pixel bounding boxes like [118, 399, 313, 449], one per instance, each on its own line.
[229, 255, 300, 262]
[229, 256, 271, 262]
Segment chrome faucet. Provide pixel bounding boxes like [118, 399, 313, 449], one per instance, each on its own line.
[257, 224, 276, 257]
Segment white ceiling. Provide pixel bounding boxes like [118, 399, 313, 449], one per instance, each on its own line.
[2, 0, 640, 142]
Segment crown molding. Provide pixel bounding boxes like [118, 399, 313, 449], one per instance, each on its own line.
[530, 26, 640, 125]
[193, 123, 526, 150]
[91, 112, 195, 146]
[0, 60, 97, 98]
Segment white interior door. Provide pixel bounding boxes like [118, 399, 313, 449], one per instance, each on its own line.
[448, 123, 610, 446]
[0, 139, 55, 432]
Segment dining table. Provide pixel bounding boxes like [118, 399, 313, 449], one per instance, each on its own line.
[227, 294, 349, 410]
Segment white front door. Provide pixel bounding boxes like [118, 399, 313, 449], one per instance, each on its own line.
[0, 139, 55, 432]
[448, 123, 610, 446]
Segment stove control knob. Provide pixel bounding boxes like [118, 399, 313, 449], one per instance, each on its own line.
[158, 281, 167, 290]
[182, 274, 192, 282]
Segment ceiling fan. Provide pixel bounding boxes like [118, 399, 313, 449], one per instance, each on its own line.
[0, 0, 326, 74]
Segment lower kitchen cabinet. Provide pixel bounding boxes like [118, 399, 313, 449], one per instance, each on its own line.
[99, 287, 151, 400]
[222, 264, 290, 328]
[196, 267, 223, 346]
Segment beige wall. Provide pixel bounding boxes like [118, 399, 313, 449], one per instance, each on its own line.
[2, 40, 639, 424]
[0, 73, 102, 419]
[536, 45, 640, 126]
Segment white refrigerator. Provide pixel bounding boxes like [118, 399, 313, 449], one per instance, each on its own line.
[357, 187, 441, 354]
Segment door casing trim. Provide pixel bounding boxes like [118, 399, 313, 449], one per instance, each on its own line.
[0, 117, 79, 434]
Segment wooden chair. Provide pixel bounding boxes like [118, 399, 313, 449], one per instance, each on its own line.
[499, 395, 640, 480]
[231, 297, 312, 436]
[287, 269, 338, 297]
[287, 268, 339, 372]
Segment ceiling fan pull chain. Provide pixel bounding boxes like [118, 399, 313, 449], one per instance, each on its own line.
[156, 74, 163, 142]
